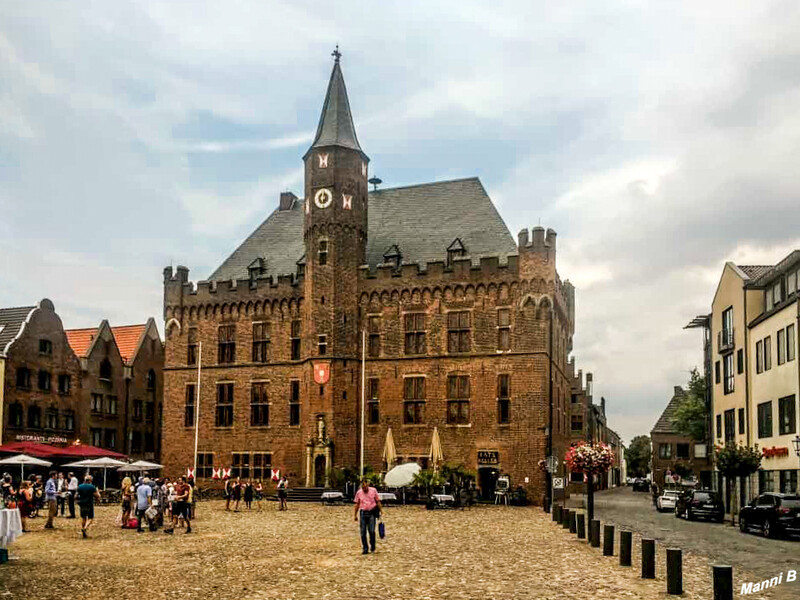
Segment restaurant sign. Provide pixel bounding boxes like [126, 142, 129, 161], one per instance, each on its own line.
[15, 434, 69, 444]
[477, 450, 499, 465]
[762, 446, 789, 458]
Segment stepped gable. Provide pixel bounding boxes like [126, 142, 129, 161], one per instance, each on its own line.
[651, 386, 688, 435]
[208, 177, 517, 283]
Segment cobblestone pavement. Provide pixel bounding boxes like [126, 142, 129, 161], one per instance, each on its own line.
[0, 499, 773, 600]
[587, 486, 799, 600]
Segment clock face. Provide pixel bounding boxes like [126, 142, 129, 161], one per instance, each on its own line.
[314, 188, 333, 209]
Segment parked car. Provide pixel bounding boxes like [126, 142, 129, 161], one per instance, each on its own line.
[675, 489, 724, 522]
[739, 493, 800, 539]
[632, 478, 649, 492]
[657, 490, 681, 512]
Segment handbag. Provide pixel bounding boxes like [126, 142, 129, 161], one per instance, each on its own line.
[378, 519, 386, 539]
[145, 505, 158, 521]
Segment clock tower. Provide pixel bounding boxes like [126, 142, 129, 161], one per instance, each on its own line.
[302, 49, 369, 477]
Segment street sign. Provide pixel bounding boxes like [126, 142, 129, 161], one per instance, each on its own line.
[552, 477, 564, 489]
[545, 456, 559, 473]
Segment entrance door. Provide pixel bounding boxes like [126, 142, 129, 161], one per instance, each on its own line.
[478, 467, 499, 501]
[314, 455, 326, 488]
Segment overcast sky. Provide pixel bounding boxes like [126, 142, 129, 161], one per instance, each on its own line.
[2, 1, 800, 445]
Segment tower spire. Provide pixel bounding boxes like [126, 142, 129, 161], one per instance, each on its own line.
[307, 48, 363, 156]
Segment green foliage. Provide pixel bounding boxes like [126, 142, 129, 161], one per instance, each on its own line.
[625, 435, 651, 477]
[412, 468, 444, 497]
[673, 368, 708, 442]
[328, 465, 381, 489]
[715, 443, 762, 478]
[671, 461, 693, 478]
[440, 462, 476, 491]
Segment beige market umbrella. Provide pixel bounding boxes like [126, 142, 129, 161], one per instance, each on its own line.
[0, 453, 52, 481]
[429, 427, 444, 471]
[382, 428, 397, 467]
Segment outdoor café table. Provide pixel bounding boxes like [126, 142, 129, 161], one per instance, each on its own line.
[431, 494, 454, 507]
[0, 508, 23, 549]
[377, 492, 397, 502]
[321, 491, 344, 505]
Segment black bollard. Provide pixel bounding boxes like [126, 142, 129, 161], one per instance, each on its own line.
[569, 511, 577, 534]
[603, 524, 615, 556]
[713, 565, 733, 600]
[576, 513, 586, 539]
[553, 504, 561, 523]
[544, 497, 551, 513]
[562, 508, 571, 529]
[590, 519, 601, 547]
[641, 538, 655, 579]
[666, 548, 682, 595]
[619, 530, 632, 566]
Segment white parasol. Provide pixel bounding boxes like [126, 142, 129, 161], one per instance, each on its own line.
[384, 462, 421, 488]
[117, 460, 164, 472]
[0, 454, 52, 480]
[63, 457, 127, 489]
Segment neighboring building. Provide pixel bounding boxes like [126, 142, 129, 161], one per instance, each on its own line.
[65, 319, 164, 460]
[161, 53, 586, 503]
[0, 298, 163, 459]
[745, 252, 800, 495]
[0, 300, 84, 446]
[651, 385, 712, 489]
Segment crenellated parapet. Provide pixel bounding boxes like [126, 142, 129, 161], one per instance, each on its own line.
[163, 265, 304, 324]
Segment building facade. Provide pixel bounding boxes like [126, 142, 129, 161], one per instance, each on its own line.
[745, 253, 800, 495]
[161, 55, 585, 503]
[0, 299, 164, 460]
[651, 386, 713, 489]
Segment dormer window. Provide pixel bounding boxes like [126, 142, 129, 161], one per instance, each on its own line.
[318, 240, 328, 266]
[766, 278, 783, 311]
[248, 258, 266, 284]
[383, 245, 402, 269]
[296, 255, 306, 277]
[447, 238, 466, 266]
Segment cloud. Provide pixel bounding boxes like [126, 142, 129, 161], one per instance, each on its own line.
[2, 0, 800, 444]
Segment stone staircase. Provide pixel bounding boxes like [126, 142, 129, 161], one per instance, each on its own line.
[269, 486, 335, 503]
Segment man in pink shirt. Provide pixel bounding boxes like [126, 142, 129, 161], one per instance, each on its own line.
[353, 478, 382, 554]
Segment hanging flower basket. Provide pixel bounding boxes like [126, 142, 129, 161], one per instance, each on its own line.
[564, 442, 615, 475]
[537, 459, 548, 473]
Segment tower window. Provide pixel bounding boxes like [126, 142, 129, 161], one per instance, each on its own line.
[218, 324, 236, 364]
[497, 308, 511, 351]
[498, 374, 511, 424]
[215, 383, 234, 427]
[404, 313, 426, 355]
[289, 380, 300, 426]
[187, 327, 198, 365]
[250, 382, 270, 427]
[318, 335, 327, 356]
[368, 316, 380, 357]
[447, 311, 471, 353]
[291, 320, 301, 360]
[184, 384, 196, 428]
[368, 378, 380, 425]
[318, 240, 328, 266]
[252, 322, 270, 363]
[403, 377, 426, 425]
[446, 375, 470, 425]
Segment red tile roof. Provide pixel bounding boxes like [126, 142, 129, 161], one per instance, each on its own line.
[111, 324, 146, 363]
[65, 327, 97, 358]
[65, 323, 147, 364]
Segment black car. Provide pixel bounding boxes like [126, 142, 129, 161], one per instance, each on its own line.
[739, 493, 800, 538]
[632, 478, 649, 492]
[675, 489, 724, 522]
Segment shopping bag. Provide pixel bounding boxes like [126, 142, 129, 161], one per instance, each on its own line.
[145, 506, 158, 521]
[378, 519, 385, 539]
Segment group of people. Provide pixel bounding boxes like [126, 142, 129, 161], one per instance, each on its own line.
[223, 475, 288, 511]
[1, 471, 101, 537]
[119, 475, 194, 534]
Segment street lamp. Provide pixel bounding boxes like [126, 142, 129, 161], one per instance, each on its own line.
[792, 435, 800, 461]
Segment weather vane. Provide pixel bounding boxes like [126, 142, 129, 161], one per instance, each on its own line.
[332, 44, 341, 63]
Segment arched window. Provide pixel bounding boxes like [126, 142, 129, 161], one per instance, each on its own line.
[27, 405, 42, 429]
[99, 359, 112, 380]
[8, 403, 23, 428]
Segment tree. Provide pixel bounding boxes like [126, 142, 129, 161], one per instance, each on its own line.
[625, 435, 651, 478]
[673, 368, 707, 442]
[715, 443, 762, 525]
[412, 469, 444, 499]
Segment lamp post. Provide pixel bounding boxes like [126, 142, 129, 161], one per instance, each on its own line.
[793, 435, 800, 462]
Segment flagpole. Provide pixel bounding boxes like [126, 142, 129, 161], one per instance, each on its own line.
[193, 341, 202, 477]
[360, 329, 366, 478]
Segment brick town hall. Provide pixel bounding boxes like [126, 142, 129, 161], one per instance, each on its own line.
[161, 52, 582, 503]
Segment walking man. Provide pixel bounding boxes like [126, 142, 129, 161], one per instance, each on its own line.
[77, 474, 101, 538]
[44, 471, 58, 529]
[353, 478, 382, 555]
[136, 477, 153, 532]
[56, 472, 67, 516]
[67, 472, 78, 518]
[277, 475, 289, 511]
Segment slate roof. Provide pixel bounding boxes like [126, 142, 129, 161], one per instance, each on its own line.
[737, 265, 772, 280]
[651, 386, 688, 435]
[65, 324, 147, 364]
[308, 60, 362, 154]
[0, 306, 36, 355]
[208, 177, 518, 282]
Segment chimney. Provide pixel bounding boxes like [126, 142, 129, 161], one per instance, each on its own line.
[674, 385, 684, 397]
[175, 265, 189, 284]
[545, 228, 557, 250]
[600, 396, 606, 415]
[279, 191, 298, 211]
[517, 228, 529, 248]
[163, 266, 173, 283]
